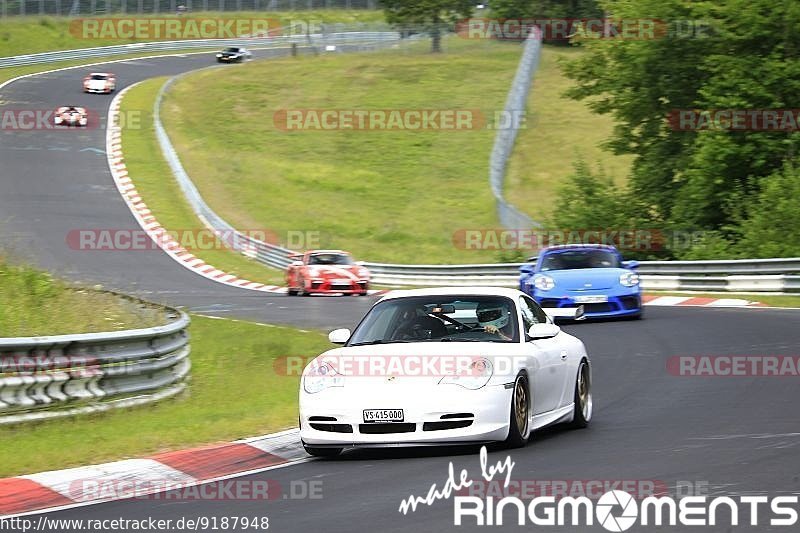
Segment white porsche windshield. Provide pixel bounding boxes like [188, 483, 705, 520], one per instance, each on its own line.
[348, 295, 519, 345]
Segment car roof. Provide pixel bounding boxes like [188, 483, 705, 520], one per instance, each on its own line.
[540, 244, 619, 252]
[378, 286, 525, 303]
[89, 72, 111, 76]
[308, 249, 349, 255]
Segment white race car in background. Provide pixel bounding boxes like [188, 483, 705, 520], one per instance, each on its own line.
[83, 72, 116, 94]
[299, 287, 591, 457]
[54, 106, 88, 127]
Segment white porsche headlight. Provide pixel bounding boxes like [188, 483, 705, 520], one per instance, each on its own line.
[357, 268, 370, 279]
[303, 361, 344, 394]
[534, 275, 556, 291]
[307, 267, 320, 277]
[439, 358, 493, 390]
[619, 272, 640, 287]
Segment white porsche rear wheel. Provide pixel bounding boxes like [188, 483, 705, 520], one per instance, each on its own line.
[504, 372, 530, 448]
[569, 360, 592, 428]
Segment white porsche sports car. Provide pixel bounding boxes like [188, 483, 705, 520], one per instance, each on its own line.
[54, 106, 88, 127]
[83, 72, 116, 94]
[299, 287, 592, 457]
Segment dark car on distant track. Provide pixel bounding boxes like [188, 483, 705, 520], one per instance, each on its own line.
[216, 47, 251, 63]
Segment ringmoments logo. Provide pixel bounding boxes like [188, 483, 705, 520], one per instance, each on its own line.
[452, 491, 800, 529]
[397, 449, 799, 530]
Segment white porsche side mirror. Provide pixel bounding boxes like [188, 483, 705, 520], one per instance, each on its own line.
[328, 328, 351, 344]
[527, 323, 561, 340]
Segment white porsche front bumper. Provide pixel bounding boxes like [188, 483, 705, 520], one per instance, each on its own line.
[299, 382, 513, 447]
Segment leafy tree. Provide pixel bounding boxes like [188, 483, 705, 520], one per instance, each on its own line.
[380, 0, 475, 52]
[735, 164, 800, 258]
[561, 0, 800, 257]
[488, 0, 603, 44]
[489, 0, 602, 20]
[549, 159, 658, 259]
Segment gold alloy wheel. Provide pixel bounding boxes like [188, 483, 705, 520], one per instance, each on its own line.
[578, 363, 592, 420]
[514, 376, 529, 436]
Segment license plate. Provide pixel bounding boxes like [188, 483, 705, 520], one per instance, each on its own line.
[363, 409, 404, 423]
[574, 295, 608, 303]
[333, 279, 351, 284]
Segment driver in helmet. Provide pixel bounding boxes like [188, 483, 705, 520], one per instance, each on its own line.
[476, 301, 513, 341]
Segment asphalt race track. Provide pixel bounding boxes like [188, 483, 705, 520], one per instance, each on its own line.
[29, 307, 800, 532]
[0, 48, 374, 329]
[1, 52, 799, 532]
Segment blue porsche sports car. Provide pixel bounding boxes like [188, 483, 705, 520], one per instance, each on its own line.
[519, 244, 643, 319]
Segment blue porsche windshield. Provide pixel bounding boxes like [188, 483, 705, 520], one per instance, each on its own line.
[539, 249, 620, 271]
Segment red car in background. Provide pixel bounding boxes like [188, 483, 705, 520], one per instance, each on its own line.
[286, 250, 371, 296]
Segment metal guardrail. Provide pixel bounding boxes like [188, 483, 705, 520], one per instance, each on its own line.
[364, 260, 800, 292]
[0, 31, 401, 68]
[0, 307, 190, 424]
[490, 27, 540, 230]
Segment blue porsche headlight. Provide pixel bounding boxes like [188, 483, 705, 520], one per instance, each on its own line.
[619, 272, 640, 287]
[534, 275, 555, 291]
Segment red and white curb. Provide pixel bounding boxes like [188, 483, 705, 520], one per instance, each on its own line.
[642, 295, 765, 307]
[106, 86, 288, 294]
[0, 429, 305, 518]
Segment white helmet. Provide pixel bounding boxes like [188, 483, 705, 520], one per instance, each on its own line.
[476, 302, 509, 329]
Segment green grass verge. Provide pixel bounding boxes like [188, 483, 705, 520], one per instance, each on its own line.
[120, 77, 287, 286]
[650, 292, 800, 308]
[160, 37, 523, 264]
[0, 314, 329, 477]
[505, 46, 633, 223]
[0, 11, 386, 57]
[0, 257, 163, 336]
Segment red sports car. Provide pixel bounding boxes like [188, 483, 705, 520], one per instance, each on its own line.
[286, 250, 370, 296]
